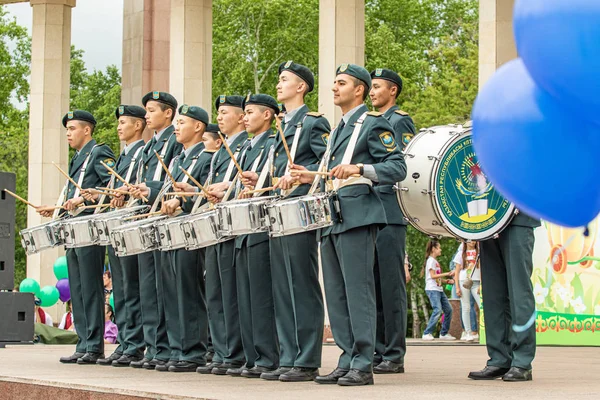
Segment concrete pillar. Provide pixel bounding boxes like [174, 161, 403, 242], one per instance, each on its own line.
[479, 0, 516, 88]
[318, 0, 365, 125]
[122, 0, 171, 141]
[27, 0, 76, 319]
[169, 0, 212, 115]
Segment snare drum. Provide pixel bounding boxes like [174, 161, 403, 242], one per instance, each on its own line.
[266, 192, 333, 237]
[63, 214, 98, 248]
[396, 124, 514, 240]
[20, 219, 65, 255]
[216, 196, 278, 236]
[182, 209, 224, 250]
[156, 215, 189, 251]
[91, 206, 148, 246]
[110, 215, 167, 256]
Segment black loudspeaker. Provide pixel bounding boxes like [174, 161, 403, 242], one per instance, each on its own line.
[0, 172, 16, 290]
[0, 292, 34, 344]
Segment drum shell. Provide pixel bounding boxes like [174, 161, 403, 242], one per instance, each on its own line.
[92, 206, 148, 246]
[19, 220, 64, 255]
[216, 196, 277, 236]
[266, 193, 333, 237]
[63, 215, 98, 248]
[156, 215, 188, 251]
[110, 215, 166, 256]
[182, 210, 223, 250]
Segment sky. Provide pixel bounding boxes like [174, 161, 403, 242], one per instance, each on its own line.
[5, 0, 124, 72]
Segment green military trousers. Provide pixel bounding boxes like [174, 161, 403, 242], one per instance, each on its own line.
[374, 224, 407, 364]
[66, 245, 106, 354]
[321, 225, 378, 372]
[107, 246, 144, 357]
[480, 225, 537, 370]
[270, 231, 324, 368]
[235, 235, 279, 369]
[161, 251, 182, 362]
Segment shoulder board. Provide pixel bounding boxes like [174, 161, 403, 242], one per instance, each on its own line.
[269, 133, 277, 138]
[96, 142, 106, 146]
[395, 109, 410, 116]
[306, 112, 324, 117]
[366, 111, 383, 117]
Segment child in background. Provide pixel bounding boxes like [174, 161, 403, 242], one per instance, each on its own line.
[456, 241, 482, 342]
[422, 240, 456, 341]
[104, 303, 118, 344]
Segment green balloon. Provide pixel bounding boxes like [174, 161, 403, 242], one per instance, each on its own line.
[53, 256, 69, 280]
[20, 278, 41, 297]
[109, 293, 114, 310]
[38, 286, 60, 307]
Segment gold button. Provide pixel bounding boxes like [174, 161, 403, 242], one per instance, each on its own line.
[145, 166, 148, 170]
[216, 172, 219, 176]
[276, 152, 279, 157]
[331, 156, 336, 160]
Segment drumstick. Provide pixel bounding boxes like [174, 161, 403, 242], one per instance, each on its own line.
[178, 166, 212, 198]
[78, 204, 110, 210]
[244, 186, 274, 195]
[96, 186, 130, 195]
[2, 189, 39, 208]
[217, 132, 244, 175]
[124, 208, 181, 221]
[164, 192, 204, 197]
[52, 162, 96, 203]
[100, 161, 149, 203]
[153, 151, 176, 184]
[275, 120, 294, 166]
[290, 170, 360, 178]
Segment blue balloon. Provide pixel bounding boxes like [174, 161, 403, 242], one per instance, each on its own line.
[514, 0, 600, 124]
[472, 59, 600, 228]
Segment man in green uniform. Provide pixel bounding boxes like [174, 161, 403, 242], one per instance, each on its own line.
[468, 213, 540, 382]
[38, 110, 116, 364]
[158, 105, 216, 372]
[261, 62, 330, 382]
[95, 105, 147, 367]
[129, 91, 183, 370]
[368, 68, 416, 374]
[305, 64, 406, 386]
[230, 94, 280, 378]
[198, 95, 248, 375]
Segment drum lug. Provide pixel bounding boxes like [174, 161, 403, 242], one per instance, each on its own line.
[405, 153, 414, 158]
[421, 189, 434, 195]
[427, 155, 439, 161]
[412, 217, 420, 223]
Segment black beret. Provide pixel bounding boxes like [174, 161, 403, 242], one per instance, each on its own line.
[370, 68, 403, 94]
[215, 94, 244, 111]
[178, 104, 209, 125]
[206, 123, 219, 133]
[115, 105, 146, 120]
[278, 61, 315, 93]
[142, 91, 178, 110]
[62, 110, 96, 128]
[242, 93, 280, 115]
[336, 63, 372, 89]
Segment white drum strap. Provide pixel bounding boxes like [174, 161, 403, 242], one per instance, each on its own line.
[333, 113, 372, 191]
[180, 151, 202, 184]
[150, 181, 173, 213]
[253, 146, 274, 197]
[152, 138, 170, 181]
[124, 146, 144, 184]
[281, 118, 306, 197]
[71, 144, 99, 216]
[94, 175, 114, 214]
[223, 150, 241, 183]
[235, 148, 264, 197]
[52, 181, 69, 220]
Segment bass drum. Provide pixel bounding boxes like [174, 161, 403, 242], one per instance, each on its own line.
[397, 124, 515, 241]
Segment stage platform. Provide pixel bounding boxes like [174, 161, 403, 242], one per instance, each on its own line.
[0, 343, 597, 399]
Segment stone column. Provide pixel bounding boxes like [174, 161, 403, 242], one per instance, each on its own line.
[479, 0, 516, 88]
[27, 0, 75, 310]
[122, 0, 171, 141]
[318, 0, 365, 125]
[169, 0, 212, 115]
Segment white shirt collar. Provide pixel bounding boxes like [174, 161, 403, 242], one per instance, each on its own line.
[124, 139, 144, 155]
[155, 126, 170, 141]
[250, 130, 268, 147]
[342, 104, 364, 125]
[184, 142, 202, 157]
[283, 105, 303, 124]
[226, 131, 243, 146]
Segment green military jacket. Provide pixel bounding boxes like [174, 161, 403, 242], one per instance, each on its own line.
[234, 129, 275, 249]
[209, 131, 249, 185]
[375, 105, 416, 226]
[322, 104, 407, 236]
[65, 139, 116, 216]
[113, 140, 146, 188]
[139, 125, 183, 183]
[272, 105, 330, 197]
[511, 212, 541, 228]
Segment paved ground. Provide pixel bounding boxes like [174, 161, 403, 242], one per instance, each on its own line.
[0, 343, 598, 400]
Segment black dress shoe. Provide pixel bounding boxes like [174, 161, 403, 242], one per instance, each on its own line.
[169, 361, 203, 372]
[373, 360, 405, 374]
[226, 363, 249, 376]
[112, 354, 143, 367]
[279, 367, 319, 382]
[260, 366, 292, 380]
[241, 365, 275, 378]
[314, 367, 350, 384]
[155, 360, 177, 372]
[468, 366, 510, 380]
[96, 352, 123, 366]
[77, 352, 105, 365]
[130, 357, 151, 368]
[213, 362, 244, 375]
[337, 369, 374, 386]
[197, 361, 221, 374]
[59, 352, 85, 364]
[502, 367, 533, 382]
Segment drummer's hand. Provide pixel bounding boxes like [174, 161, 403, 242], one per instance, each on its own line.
[110, 197, 125, 208]
[289, 164, 316, 184]
[64, 197, 84, 211]
[81, 189, 99, 202]
[274, 174, 298, 190]
[173, 181, 195, 193]
[241, 171, 259, 187]
[207, 182, 229, 193]
[330, 164, 360, 180]
[36, 206, 53, 218]
[238, 188, 252, 199]
[130, 183, 149, 199]
[161, 198, 181, 216]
